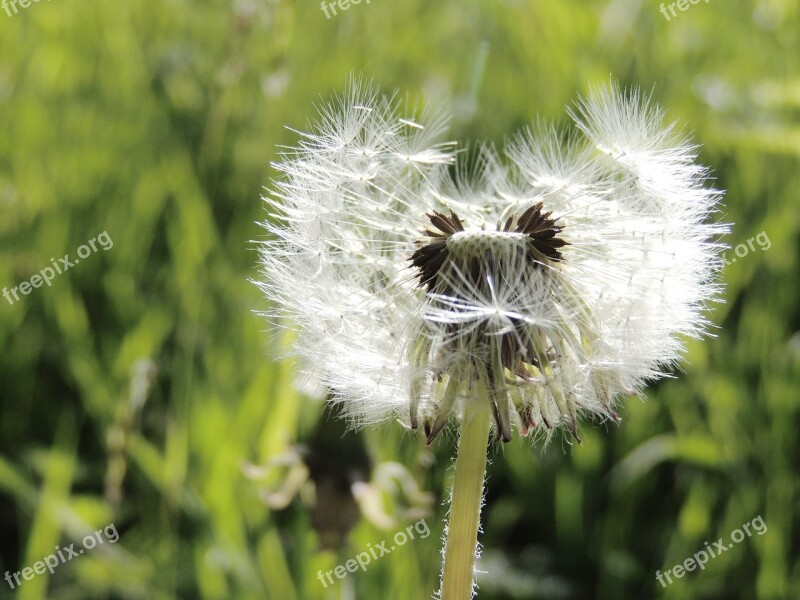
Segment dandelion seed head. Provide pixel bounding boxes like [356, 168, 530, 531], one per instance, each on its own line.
[256, 77, 728, 445]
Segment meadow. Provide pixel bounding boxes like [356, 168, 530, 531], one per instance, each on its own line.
[0, 1, 798, 598]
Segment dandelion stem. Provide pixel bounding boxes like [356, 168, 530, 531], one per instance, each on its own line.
[440, 397, 491, 599]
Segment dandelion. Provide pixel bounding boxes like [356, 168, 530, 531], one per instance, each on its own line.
[256, 78, 727, 598]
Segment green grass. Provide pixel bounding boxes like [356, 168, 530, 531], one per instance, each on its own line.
[0, 1, 798, 598]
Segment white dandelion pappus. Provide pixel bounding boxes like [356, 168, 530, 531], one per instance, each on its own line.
[256, 79, 727, 445]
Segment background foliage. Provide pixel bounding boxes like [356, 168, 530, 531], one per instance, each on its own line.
[1, 0, 798, 598]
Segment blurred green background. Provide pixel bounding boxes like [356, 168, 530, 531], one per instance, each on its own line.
[1, 0, 798, 598]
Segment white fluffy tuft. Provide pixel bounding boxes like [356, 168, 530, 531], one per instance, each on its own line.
[256, 78, 728, 444]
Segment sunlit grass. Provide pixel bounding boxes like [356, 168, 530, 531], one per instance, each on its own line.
[0, 1, 797, 598]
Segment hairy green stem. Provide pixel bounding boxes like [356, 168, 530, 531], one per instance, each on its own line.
[440, 399, 491, 599]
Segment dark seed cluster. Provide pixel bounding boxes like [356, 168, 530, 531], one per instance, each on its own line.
[409, 203, 568, 443]
[410, 202, 567, 292]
